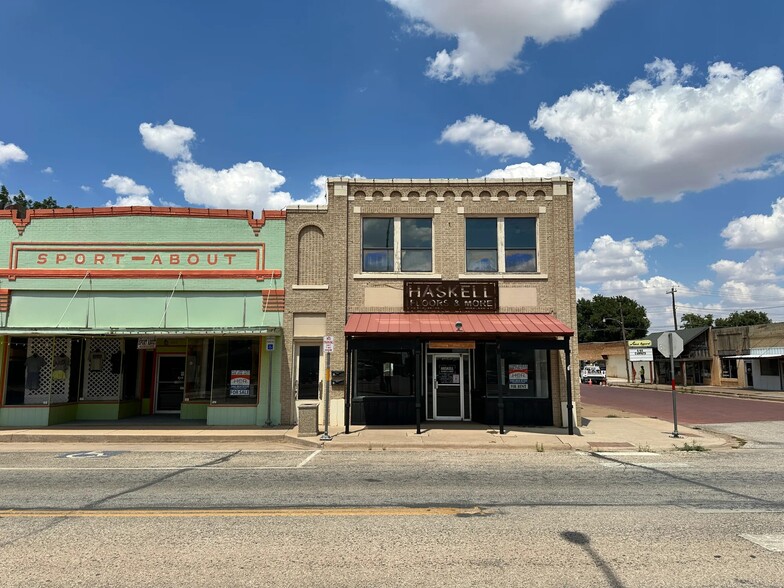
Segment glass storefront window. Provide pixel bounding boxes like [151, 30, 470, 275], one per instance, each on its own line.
[210, 338, 259, 404]
[483, 344, 550, 399]
[354, 350, 415, 397]
[185, 338, 213, 401]
[3, 337, 83, 406]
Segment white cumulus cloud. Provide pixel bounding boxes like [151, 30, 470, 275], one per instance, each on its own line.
[102, 174, 153, 206]
[721, 197, 784, 249]
[440, 115, 532, 158]
[532, 59, 784, 201]
[485, 161, 600, 223]
[388, 0, 615, 82]
[575, 234, 666, 283]
[41, 166, 54, 174]
[173, 160, 310, 210]
[139, 120, 196, 161]
[80, 185, 91, 192]
[0, 141, 28, 165]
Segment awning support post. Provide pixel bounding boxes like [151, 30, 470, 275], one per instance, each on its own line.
[565, 336, 575, 435]
[496, 338, 505, 435]
[344, 340, 351, 435]
[415, 339, 422, 435]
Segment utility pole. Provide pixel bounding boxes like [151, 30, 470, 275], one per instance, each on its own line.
[619, 304, 630, 383]
[667, 287, 678, 330]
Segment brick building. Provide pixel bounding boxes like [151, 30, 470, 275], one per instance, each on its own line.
[283, 177, 579, 433]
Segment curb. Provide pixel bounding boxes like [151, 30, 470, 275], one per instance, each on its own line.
[0, 433, 322, 449]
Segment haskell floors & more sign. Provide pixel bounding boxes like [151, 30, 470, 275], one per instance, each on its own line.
[404, 280, 498, 313]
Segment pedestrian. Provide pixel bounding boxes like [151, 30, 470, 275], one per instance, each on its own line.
[640, 365, 645, 384]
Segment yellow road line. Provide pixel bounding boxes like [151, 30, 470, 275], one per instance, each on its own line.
[0, 506, 488, 518]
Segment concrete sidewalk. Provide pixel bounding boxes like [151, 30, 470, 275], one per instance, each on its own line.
[0, 417, 731, 452]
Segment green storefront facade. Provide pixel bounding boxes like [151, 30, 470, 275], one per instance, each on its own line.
[0, 206, 285, 427]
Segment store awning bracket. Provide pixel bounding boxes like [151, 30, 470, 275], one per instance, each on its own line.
[55, 272, 91, 329]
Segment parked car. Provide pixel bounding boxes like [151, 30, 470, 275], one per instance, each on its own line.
[580, 364, 607, 385]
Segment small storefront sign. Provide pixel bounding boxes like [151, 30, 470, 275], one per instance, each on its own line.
[437, 364, 459, 384]
[508, 364, 529, 390]
[137, 337, 156, 350]
[628, 339, 653, 348]
[404, 280, 498, 313]
[229, 370, 251, 396]
[630, 347, 653, 362]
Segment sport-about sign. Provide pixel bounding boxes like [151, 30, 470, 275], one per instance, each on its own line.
[404, 280, 498, 313]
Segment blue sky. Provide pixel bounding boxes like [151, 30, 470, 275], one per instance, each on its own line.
[2, 0, 784, 330]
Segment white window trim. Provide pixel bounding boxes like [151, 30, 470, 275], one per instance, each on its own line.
[361, 216, 434, 274]
[465, 216, 539, 274]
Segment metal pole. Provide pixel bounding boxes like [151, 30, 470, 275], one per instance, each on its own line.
[620, 305, 630, 383]
[496, 339, 505, 435]
[344, 343, 351, 435]
[320, 351, 332, 441]
[669, 333, 680, 438]
[415, 341, 422, 435]
[265, 338, 274, 426]
[565, 339, 574, 435]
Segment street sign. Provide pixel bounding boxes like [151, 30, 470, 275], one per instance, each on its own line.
[265, 337, 275, 351]
[323, 335, 334, 353]
[657, 332, 684, 358]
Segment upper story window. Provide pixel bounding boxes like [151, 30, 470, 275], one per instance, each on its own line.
[466, 217, 537, 273]
[401, 218, 432, 272]
[362, 217, 432, 273]
[362, 218, 394, 272]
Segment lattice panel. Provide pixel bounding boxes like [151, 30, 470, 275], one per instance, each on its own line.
[84, 339, 122, 400]
[24, 337, 71, 404]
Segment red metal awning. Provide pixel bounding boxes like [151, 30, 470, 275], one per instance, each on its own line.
[344, 313, 573, 336]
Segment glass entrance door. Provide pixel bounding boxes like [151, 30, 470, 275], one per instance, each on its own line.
[156, 355, 185, 413]
[433, 354, 463, 420]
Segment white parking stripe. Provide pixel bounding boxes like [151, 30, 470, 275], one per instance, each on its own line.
[740, 534, 784, 552]
[297, 449, 322, 468]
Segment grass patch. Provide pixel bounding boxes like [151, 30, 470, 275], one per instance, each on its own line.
[638, 444, 651, 453]
[674, 440, 708, 452]
[535, 442, 544, 453]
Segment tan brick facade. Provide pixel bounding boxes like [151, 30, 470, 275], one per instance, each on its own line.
[283, 178, 579, 428]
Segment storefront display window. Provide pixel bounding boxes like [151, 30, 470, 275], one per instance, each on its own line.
[354, 350, 415, 397]
[210, 338, 259, 404]
[483, 343, 549, 398]
[185, 338, 213, 401]
[3, 336, 84, 405]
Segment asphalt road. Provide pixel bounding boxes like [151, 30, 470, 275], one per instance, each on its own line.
[581, 383, 784, 424]
[1, 445, 783, 587]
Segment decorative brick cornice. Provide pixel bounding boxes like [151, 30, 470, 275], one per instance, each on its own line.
[0, 288, 10, 312]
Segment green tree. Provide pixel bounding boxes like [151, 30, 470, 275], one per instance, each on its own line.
[0, 185, 9, 208]
[714, 310, 771, 328]
[31, 196, 60, 209]
[680, 312, 714, 329]
[577, 295, 650, 343]
[12, 190, 33, 209]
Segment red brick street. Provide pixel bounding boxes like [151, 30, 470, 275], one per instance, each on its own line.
[581, 384, 784, 424]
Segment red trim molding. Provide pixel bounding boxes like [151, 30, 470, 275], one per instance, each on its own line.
[0, 289, 9, 312]
[0, 207, 286, 236]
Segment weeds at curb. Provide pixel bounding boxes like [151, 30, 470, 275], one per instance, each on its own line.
[535, 442, 544, 453]
[638, 444, 651, 452]
[674, 440, 708, 452]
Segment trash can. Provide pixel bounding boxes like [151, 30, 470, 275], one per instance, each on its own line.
[297, 401, 320, 437]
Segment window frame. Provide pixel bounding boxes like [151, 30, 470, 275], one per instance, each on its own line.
[361, 216, 433, 274]
[465, 217, 538, 274]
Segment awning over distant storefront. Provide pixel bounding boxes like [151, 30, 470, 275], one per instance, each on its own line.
[345, 313, 573, 337]
[725, 348, 784, 359]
